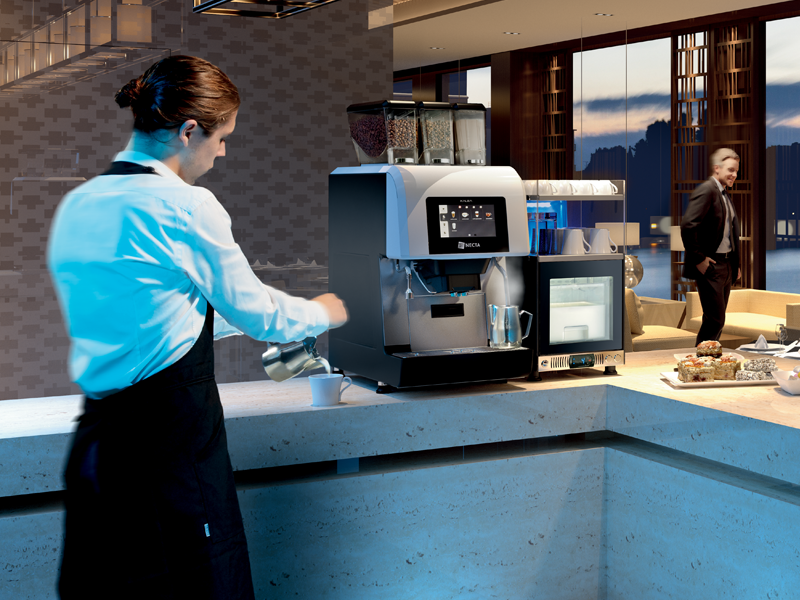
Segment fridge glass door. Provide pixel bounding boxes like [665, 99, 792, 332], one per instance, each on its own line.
[548, 276, 613, 346]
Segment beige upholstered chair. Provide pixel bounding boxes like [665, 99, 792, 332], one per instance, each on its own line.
[624, 289, 751, 352]
[683, 289, 800, 342]
[624, 289, 698, 352]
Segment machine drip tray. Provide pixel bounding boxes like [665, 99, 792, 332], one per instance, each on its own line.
[393, 347, 518, 358]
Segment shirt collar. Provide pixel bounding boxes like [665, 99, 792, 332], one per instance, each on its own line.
[112, 150, 184, 183]
[710, 176, 726, 194]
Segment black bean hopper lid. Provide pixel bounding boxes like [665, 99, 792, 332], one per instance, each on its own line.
[346, 100, 416, 113]
[451, 103, 487, 112]
[416, 101, 452, 110]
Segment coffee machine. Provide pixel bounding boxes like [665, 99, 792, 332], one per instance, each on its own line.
[328, 165, 533, 392]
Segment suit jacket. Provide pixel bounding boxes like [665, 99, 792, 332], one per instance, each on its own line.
[680, 178, 740, 280]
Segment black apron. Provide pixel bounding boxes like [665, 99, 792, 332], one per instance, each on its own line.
[58, 162, 255, 600]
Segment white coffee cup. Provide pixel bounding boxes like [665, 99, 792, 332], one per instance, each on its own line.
[594, 180, 618, 195]
[588, 228, 618, 254]
[523, 180, 536, 196]
[561, 228, 591, 255]
[537, 180, 556, 195]
[309, 373, 352, 406]
[572, 180, 596, 195]
[552, 180, 575, 195]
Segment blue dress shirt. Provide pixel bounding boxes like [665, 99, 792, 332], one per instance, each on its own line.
[47, 151, 329, 398]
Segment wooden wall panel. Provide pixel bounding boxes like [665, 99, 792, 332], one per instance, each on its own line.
[671, 32, 708, 300]
[708, 21, 766, 289]
[671, 21, 766, 298]
[491, 49, 572, 180]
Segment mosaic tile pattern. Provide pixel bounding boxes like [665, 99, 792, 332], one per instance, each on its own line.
[0, 0, 393, 399]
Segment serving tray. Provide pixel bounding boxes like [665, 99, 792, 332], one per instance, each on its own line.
[661, 371, 777, 389]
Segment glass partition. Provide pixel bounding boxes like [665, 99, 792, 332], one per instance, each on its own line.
[573, 38, 671, 299]
[765, 16, 800, 293]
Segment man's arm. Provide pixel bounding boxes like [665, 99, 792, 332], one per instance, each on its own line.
[681, 182, 716, 274]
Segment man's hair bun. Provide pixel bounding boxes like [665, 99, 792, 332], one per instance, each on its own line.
[114, 79, 142, 109]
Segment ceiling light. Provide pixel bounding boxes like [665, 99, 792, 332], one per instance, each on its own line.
[430, 47, 445, 50]
[193, 0, 341, 20]
[595, 13, 613, 16]
[503, 32, 520, 35]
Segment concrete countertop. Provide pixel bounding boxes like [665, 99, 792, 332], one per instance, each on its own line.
[3, 347, 800, 499]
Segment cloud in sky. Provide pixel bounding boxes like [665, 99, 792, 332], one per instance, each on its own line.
[575, 94, 670, 137]
[766, 83, 800, 128]
[770, 115, 800, 129]
[573, 85, 800, 140]
[574, 38, 671, 100]
[766, 17, 800, 84]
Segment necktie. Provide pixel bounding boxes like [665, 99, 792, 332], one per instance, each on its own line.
[722, 189, 733, 228]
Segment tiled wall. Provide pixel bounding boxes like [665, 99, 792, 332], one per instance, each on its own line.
[0, 0, 393, 400]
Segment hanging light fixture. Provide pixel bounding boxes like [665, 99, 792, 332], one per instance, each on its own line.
[192, 0, 341, 19]
[0, 0, 166, 97]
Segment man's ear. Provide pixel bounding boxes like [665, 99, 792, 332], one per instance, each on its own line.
[178, 120, 199, 148]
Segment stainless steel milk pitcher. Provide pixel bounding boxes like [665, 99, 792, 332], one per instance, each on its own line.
[489, 305, 533, 349]
[262, 337, 331, 382]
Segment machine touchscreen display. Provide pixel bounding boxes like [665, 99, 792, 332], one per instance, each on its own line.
[426, 196, 509, 254]
[436, 202, 497, 239]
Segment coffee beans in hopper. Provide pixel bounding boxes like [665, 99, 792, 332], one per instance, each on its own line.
[386, 118, 416, 149]
[423, 118, 452, 150]
[349, 115, 387, 158]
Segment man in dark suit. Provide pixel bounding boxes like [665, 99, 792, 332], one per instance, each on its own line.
[681, 148, 742, 345]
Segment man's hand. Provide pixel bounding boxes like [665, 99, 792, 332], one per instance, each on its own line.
[312, 293, 348, 329]
[697, 257, 716, 275]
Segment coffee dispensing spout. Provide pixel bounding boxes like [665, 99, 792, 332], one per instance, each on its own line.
[404, 266, 414, 299]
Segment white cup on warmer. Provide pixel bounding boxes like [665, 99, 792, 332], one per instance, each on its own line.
[594, 180, 619, 195]
[588, 228, 618, 254]
[537, 180, 556, 195]
[572, 180, 596, 195]
[560, 229, 591, 255]
[552, 181, 575, 195]
[309, 373, 352, 406]
[524, 180, 536, 196]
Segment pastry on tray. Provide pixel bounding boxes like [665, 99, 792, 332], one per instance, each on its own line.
[696, 340, 723, 357]
[712, 354, 741, 380]
[677, 357, 715, 383]
[736, 370, 773, 381]
[676, 352, 742, 382]
[743, 358, 777, 373]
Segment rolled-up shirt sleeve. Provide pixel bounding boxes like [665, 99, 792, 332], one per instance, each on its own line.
[182, 191, 330, 344]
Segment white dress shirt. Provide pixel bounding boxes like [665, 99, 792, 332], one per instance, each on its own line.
[47, 151, 329, 398]
[712, 177, 733, 253]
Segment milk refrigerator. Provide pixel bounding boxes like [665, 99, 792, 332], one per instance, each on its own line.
[514, 181, 626, 380]
[514, 254, 625, 380]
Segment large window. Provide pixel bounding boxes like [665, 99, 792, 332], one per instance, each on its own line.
[766, 16, 800, 293]
[573, 39, 671, 299]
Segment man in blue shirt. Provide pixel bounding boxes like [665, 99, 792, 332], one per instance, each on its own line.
[48, 55, 347, 600]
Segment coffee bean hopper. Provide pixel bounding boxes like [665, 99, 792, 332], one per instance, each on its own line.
[347, 100, 418, 165]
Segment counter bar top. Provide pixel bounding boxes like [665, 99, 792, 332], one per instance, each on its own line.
[3, 348, 800, 498]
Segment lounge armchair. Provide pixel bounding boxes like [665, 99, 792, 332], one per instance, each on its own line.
[624, 289, 750, 352]
[683, 289, 800, 342]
